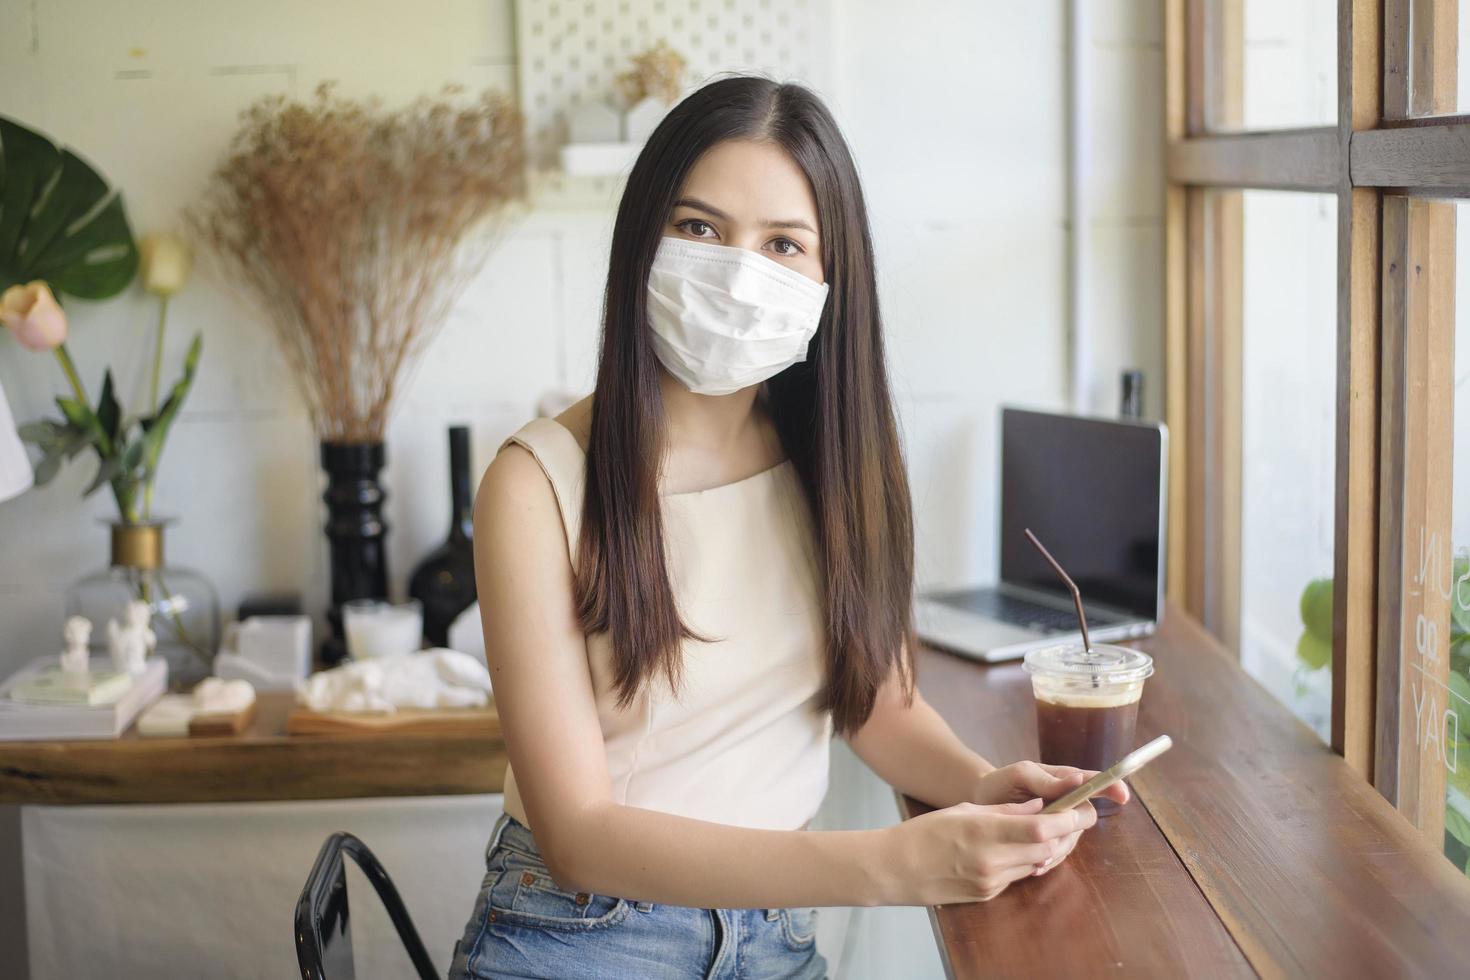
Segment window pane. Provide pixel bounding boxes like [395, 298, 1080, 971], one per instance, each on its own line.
[1203, 0, 1337, 131]
[1238, 190, 1338, 741]
[1243, 0, 1337, 129]
[1403, 0, 1467, 116]
[1387, 198, 1467, 879]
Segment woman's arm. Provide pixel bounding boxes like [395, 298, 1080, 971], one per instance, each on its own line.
[842, 659, 994, 809]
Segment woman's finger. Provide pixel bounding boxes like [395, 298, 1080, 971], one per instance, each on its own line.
[1037, 762, 1130, 807]
[1033, 831, 1083, 876]
[1017, 764, 1086, 799]
[987, 798, 1045, 816]
[1002, 806, 1095, 845]
[1038, 763, 1089, 781]
[997, 840, 1063, 873]
[982, 852, 1058, 898]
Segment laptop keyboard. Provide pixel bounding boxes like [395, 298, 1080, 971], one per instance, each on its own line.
[931, 589, 1121, 633]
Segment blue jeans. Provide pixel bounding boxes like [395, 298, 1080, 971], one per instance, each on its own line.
[447, 811, 830, 979]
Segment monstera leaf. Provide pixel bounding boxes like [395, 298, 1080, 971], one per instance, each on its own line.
[0, 114, 138, 299]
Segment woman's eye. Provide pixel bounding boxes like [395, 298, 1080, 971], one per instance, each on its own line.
[678, 219, 716, 238]
[770, 237, 803, 256]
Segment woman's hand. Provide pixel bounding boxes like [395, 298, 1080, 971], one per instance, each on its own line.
[974, 760, 1130, 808]
[883, 798, 1098, 905]
[970, 761, 1128, 877]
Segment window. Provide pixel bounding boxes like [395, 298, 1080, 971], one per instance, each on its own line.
[1380, 196, 1468, 872]
[1239, 190, 1338, 741]
[1404, 0, 1469, 117]
[1166, 0, 1470, 876]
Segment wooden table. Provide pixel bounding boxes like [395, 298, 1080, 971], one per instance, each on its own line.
[900, 607, 1470, 978]
[0, 693, 508, 804]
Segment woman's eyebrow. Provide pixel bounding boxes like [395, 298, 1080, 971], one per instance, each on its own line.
[673, 196, 817, 234]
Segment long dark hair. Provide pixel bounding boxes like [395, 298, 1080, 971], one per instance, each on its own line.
[576, 74, 916, 737]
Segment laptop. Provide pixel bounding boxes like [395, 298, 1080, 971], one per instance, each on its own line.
[914, 407, 1168, 662]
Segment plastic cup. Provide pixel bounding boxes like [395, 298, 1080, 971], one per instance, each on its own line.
[1022, 642, 1154, 815]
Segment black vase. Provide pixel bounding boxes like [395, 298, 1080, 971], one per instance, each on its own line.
[320, 440, 390, 666]
[409, 425, 478, 647]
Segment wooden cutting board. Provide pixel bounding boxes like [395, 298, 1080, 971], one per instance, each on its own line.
[285, 703, 498, 736]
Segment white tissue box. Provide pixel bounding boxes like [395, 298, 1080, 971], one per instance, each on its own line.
[230, 615, 311, 679]
[213, 650, 299, 692]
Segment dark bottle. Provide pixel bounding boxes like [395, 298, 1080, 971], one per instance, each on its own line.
[409, 425, 478, 647]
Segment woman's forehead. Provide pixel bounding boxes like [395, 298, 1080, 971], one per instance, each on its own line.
[677, 140, 819, 228]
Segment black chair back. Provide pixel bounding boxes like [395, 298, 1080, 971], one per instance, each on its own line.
[295, 831, 439, 980]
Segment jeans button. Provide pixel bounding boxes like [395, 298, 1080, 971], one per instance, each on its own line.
[575, 892, 590, 905]
[520, 871, 535, 885]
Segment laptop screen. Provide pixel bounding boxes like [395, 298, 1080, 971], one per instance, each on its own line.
[997, 409, 1166, 620]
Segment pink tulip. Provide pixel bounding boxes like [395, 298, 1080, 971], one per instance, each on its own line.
[1, 281, 69, 352]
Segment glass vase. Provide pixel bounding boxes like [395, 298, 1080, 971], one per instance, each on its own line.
[64, 521, 221, 690]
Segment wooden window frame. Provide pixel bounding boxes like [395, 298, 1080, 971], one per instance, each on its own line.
[1164, 0, 1465, 847]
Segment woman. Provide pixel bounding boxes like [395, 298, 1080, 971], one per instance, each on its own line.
[448, 75, 1126, 980]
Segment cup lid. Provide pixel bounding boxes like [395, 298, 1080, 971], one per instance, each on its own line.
[1021, 642, 1154, 685]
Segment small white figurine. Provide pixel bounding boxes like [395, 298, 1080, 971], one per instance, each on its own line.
[59, 616, 93, 675]
[107, 600, 156, 676]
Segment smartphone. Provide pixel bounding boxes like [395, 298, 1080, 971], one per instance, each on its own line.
[1040, 734, 1173, 814]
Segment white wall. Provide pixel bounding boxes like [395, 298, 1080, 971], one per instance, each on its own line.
[1077, 1, 1166, 423]
[0, 2, 1164, 976]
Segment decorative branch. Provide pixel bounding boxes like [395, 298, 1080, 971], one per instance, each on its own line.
[189, 82, 528, 443]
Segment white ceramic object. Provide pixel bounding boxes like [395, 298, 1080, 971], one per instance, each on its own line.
[559, 140, 640, 177]
[59, 616, 92, 675]
[623, 95, 668, 143]
[447, 603, 486, 666]
[568, 98, 621, 143]
[107, 600, 156, 676]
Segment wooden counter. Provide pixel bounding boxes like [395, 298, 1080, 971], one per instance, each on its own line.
[0, 693, 507, 804]
[7, 608, 1468, 976]
[900, 607, 1470, 978]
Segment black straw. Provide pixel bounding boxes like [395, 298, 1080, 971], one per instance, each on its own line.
[1023, 527, 1093, 655]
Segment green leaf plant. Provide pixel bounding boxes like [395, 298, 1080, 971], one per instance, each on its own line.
[1, 114, 200, 525]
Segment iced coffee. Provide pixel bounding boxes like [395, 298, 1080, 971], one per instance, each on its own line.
[1022, 643, 1154, 815]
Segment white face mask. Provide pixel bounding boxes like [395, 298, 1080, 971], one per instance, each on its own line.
[645, 236, 830, 396]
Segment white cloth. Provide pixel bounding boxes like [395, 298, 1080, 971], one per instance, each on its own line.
[0, 375, 34, 503]
[295, 648, 491, 713]
[499, 417, 833, 833]
[21, 795, 505, 980]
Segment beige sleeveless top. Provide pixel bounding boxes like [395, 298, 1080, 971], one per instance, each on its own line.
[497, 416, 833, 832]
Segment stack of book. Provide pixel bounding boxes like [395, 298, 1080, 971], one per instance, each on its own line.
[0, 656, 168, 740]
